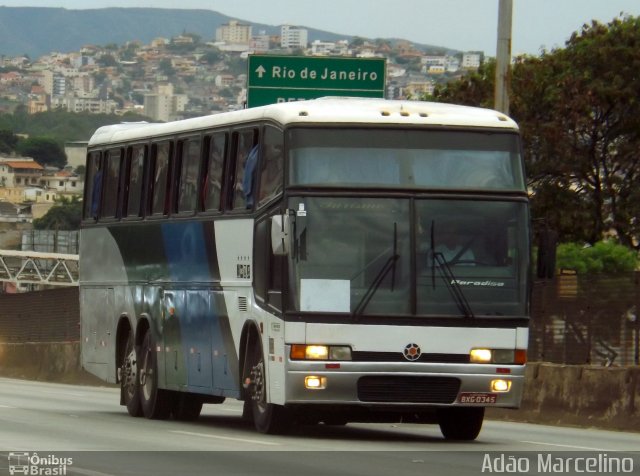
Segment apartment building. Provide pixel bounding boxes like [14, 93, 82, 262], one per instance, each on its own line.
[281, 25, 308, 49]
[216, 20, 252, 45]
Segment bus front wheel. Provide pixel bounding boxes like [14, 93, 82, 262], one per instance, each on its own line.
[121, 331, 143, 417]
[245, 342, 291, 434]
[138, 328, 172, 420]
[437, 407, 485, 441]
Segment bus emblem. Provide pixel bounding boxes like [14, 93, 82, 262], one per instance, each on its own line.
[403, 343, 421, 361]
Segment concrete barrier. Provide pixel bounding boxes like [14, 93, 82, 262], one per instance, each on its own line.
[1, 343, 638, 432]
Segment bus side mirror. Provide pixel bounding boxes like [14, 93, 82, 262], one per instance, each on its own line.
[271, 214, 291, 256]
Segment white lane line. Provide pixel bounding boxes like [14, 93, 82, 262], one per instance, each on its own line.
[210, 407, 243, 413]
[170, 430, 280, 446]
[521, 440, 619, 452]
[39, 390, 87, 397]
[0, 405, 16, 408]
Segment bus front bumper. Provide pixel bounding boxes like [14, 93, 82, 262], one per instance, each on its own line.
[284, 361, 525, 408]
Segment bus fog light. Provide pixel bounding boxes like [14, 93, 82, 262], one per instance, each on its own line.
[305, 376, 327, 389]
[491, 379, 511, 392]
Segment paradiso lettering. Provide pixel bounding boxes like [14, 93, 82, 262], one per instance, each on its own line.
[271, 66, 378, 82]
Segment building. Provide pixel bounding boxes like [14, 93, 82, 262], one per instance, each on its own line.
[216, 20, 252, 45]
[0, 159, 44, 188]
[462, 52, 482, 69]
[64, 142, 88, 169]
[281, 25, 308, 49]
[144, 83, 188, 122]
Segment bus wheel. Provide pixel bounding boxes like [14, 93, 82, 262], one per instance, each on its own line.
[437, 407, 485, 441]
[138, 328, 172, 420]
[172, 393, 203, 421]
[245, 343, 291, 434]
[121, 331, 143, 417]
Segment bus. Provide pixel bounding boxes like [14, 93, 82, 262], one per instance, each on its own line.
[80, 97, 530, 440]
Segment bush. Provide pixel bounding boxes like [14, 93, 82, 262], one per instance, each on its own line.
[556, 241, 638, 274]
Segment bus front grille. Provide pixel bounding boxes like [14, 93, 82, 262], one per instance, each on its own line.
[357, 376, 461, 403]
[352, 351, 470, 364]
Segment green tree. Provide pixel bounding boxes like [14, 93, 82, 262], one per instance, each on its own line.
[159, 58, 176, 77]
[433, 16, 640, 248]
[556, 241, 638, 274]
[16, 137, 66, 168]
[33, 197, 82, 230]
[0, 129, 18, 154]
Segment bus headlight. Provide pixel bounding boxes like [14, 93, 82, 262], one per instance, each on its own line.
[470, 348, 527, 364]
[290, 345, 352, 361]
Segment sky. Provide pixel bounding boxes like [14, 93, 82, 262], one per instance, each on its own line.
[1, 0, 639, 55]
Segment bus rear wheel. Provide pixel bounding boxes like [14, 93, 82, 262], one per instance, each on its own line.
[121, 331, 143, 417]
[138, 328, 172, 420]
[245, 342, 291, 434]
[437, 407, 485, 441]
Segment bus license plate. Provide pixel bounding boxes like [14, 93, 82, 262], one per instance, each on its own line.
[459, 393, 497, 404]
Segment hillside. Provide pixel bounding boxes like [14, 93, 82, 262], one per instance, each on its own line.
[0, 6, 351, 58]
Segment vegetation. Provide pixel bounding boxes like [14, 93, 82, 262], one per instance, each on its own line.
[32, 197, 82, 230]
[431, 15, 640, 251]
[16, 137, 66, 168]
[556, 241, 638, 274]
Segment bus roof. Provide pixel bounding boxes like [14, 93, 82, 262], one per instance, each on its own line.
[88, 97, 519, 147]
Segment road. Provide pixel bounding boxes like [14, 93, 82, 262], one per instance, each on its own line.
[0, 377, 638, 476]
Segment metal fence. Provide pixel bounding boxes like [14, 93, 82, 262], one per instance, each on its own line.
[529, 273, 640, 366]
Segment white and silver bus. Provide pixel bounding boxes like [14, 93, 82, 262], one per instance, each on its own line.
[80, 98, 530, 440]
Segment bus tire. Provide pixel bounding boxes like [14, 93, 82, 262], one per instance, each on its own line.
[172, 393, 203, 421]
[138, 328, 172, 420]
[121, 330, 143, 417]
[246, 341, 291, 434]
[437, 407, 484, 441]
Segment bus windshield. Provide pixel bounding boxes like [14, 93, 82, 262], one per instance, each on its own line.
[288, 128, 525, 191]
[288, 197, 529, 318]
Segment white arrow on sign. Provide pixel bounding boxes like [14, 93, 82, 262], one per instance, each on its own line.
[255, 65, 266, 78]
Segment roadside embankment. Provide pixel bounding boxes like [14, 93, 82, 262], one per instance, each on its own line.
[0, 341, 108, 386]
[1, 342, 638, 431]
[488, 362, 640, 432]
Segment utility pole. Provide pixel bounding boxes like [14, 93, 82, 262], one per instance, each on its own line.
[495, 0, 513, 114]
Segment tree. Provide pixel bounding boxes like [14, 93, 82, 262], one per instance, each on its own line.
[16, 137, 66, 168]
[0, 129, 18, 154]
[433, 16, 640, 248]
[33, 197, 82, 230]
[556, 241, 638, 274]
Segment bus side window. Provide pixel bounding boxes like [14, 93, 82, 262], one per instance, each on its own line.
[202, 132, 226, 212]
[150, 142, 172, 216]
[232, 129, 259, 211]
[101, 148, 123, 219]
[83, 151, 102, 220]
[258, 126, 283, 208]
[125, 144, 146, 218]
[176, 137, 201, 214]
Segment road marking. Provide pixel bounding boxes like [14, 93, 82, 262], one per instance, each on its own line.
[521, 440, 618, 452]
[0, 405, 15, 408]
[210, 407, 242, 413]
[170, 430, 280, 446]
[40, 390, 87, 397]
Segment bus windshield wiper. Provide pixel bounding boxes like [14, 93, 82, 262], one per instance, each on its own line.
[352, 223, 399, 318]
[430, 221, 474, 319]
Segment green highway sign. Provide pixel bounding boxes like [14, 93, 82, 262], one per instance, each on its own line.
[247, 55, 386, 108]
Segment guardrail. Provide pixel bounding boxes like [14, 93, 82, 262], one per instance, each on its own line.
[0, 249, 79, 287]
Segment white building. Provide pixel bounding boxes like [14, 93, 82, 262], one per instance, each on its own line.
[462, 52, 482, 69]
[281, 25, 308, 49]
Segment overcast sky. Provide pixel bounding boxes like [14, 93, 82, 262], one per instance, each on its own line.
[2, 0, 639, 55]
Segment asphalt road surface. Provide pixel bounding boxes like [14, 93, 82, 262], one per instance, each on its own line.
[0, 377, 638, 476]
